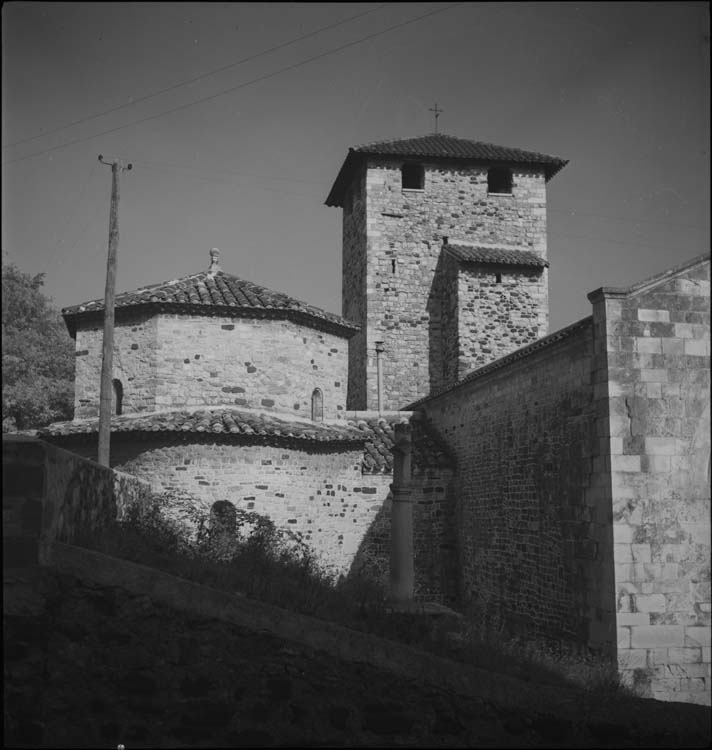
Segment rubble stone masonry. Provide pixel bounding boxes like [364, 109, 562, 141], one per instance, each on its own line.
[74, 313, 350, 419]
[419, 320, 615, 650]
[440, 257, 548, 385]
[342, 159, 548, 409]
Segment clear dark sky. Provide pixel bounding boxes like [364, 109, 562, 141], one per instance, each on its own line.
[2, 2, 709, 332]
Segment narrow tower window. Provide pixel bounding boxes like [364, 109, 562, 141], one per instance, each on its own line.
[112, 379, 123, 416]
[391, 259, 396, 274]
[401, 163, 424, 189]
[311, 388, 323, 422]
[487, 167, 512, 194]
[495, 272, 502, 284]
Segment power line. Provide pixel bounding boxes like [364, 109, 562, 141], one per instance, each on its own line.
[134, 161, 321, 198]
[2, 3, 463, 167]
[3, 4, 390, 150]
[50, 161, 100, 255]
[549, 208, 709, 231]
[133, 157, 325, 186]
[550, 230, 706, 252]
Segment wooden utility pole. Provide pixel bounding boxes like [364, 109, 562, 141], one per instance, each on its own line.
[97, 155, 131, 467]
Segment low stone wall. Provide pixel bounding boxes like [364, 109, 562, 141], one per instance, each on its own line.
[3, 435, 151, 564]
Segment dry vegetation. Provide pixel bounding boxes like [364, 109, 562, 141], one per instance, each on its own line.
[96, 489, 632, 698]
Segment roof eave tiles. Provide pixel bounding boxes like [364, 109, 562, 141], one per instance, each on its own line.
[325, 134, 568, 207]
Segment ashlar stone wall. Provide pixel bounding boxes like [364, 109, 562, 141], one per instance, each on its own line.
[342, 158, 548, 409]
[419, 320, 615, 651]
[74, 313, 350, 419]
[591, 256, 711, 705]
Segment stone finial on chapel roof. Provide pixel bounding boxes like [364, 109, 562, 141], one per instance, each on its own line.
[208, 247, 221, 275]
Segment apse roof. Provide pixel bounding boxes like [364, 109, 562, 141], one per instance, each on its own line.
[40, 410, 453, 474]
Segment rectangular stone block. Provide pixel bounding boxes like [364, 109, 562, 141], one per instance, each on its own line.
[645, 437, 677, 455]
[638, 309, 670, 323]
[648, 648, 669, 666]
[618, 648, 646, 669]
[609, 436, 624, 455]
[613, 524, 635, 544]
[646, 455, 671, 473]
[640, 369, 668, 382]
[615, 544, 634, 564]
[631, 625, 684, 648]
[684, 338, 709, 356]
[673, 323, 694, 338]
[668, 647, 702, 664]
[611, 455, 641, 472]
[618, 627, 631, 649]
[618, 612, 650, 626]
[631, 544, 652, 563]
[635, 593, 666, 612]
[661, 338, 685, 355]
[636, 337, 662, 354]
[646, 382, 662, 399]
[685, 627, 711, 647]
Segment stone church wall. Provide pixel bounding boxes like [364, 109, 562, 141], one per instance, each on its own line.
[591, 258, 710, 705]
[74, 313, 350, 419]
[451, 261, 548, 384]
[64, 438, 455, 602]
[342, 158, 548, 410]
[419, 320, 617, 651]
[74, 311, 158, 418]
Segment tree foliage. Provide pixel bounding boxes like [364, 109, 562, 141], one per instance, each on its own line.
[2, 261, 74, 431]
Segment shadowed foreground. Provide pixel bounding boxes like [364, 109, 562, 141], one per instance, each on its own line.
[5, 550, 709, 749]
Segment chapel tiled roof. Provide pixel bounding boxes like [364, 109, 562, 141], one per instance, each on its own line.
[61, 263, 359, 338]
[40, 409, 364, 444]
[40, 410, 453, 474]
[445, 243, 549, 268]
[326, 133, 568, 206]
[351, 416, 453, 474]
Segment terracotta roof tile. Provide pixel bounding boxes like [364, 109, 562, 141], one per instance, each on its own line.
[445, 243, 548, 268]
[348, 416, 453, 474]
[62, 270, 359, 338]
[41, 409, 364, 444]
[40, 410, 454, 474]
[326, 133, 568, 206]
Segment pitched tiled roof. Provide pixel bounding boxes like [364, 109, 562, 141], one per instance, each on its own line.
[40, 409, 364, 444]
[326, 133, 568, 206]
[61, 270, 359, 338]
[351, 416, 453, 474]
[40, 410, 454, 474]
[445, 243, 549, 268]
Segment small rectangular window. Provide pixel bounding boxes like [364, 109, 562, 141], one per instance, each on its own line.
[401, 163, 424, 190]
[488, 168, 512, 194]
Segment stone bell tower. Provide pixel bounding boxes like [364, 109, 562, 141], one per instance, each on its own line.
[325, 133, 568, 410]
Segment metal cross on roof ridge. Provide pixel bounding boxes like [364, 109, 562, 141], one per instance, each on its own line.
[428, 103, 444, 133]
